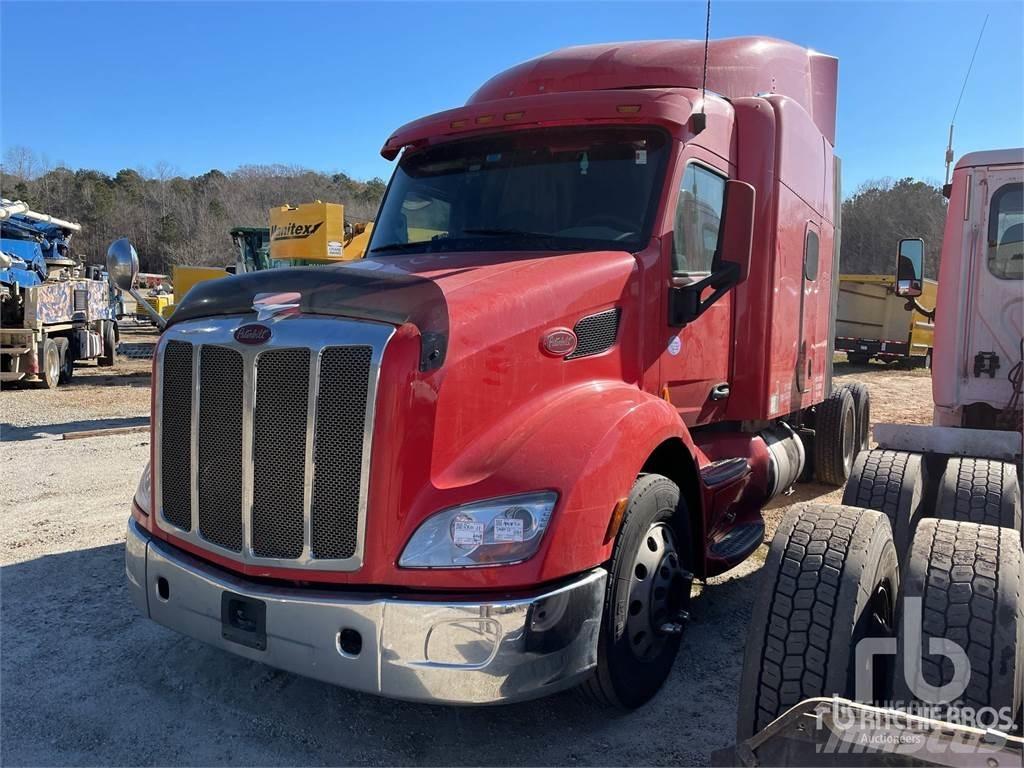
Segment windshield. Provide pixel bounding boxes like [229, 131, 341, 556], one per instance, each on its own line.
[370, 126, 669, 256]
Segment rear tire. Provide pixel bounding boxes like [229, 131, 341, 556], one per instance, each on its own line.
[842, 449, 923, 562]
[98, 321, 117, 367]
[893, 519, 1023, 720]
[37, 338, 60, 389]
[581, 474, 692, 709]
[934, 458, 1022, 535]
[814, 388, 858, 486]
[56, 337, 74, 384]
[841, 381, 871, 452]
[736, 503, 898, 740]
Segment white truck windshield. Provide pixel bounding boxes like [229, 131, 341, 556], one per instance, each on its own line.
[370, 126, 668, 256]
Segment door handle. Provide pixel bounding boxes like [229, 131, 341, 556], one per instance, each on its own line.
[710, 383, 730, 401]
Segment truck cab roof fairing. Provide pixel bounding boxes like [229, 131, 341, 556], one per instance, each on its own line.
[469, 37, 836, 145]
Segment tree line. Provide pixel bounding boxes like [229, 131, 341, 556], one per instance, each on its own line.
[2, 147, 945, 278]
[1, 147, 386, 273]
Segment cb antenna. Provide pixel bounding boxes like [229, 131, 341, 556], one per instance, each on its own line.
[944, 14, 988, 194]
[692, 0, 711, 135]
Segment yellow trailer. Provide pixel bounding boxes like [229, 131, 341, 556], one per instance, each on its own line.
[835, 274, 937, 366]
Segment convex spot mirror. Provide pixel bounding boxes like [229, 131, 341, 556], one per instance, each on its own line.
[895, 238, 924, 298]
[106, 238, 139, 291]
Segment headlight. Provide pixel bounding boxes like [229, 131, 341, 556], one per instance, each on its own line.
[133, 462, 152, 515]
[399, 492, 557, 568]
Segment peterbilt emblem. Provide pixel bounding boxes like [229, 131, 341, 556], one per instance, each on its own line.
[542, 328, 578, 357]
[252, 291, 301, 321]
[234, 324, 272, 345]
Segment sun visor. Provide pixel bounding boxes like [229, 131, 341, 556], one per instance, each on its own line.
[380, 89, 693, 160]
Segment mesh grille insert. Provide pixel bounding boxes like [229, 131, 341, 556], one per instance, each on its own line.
[311, 346, 372, 559]
[197, 345, 244, 552]
[567, 308, 621, 359]
[251, 349, 310, 559]
[160, 341, 193, 531]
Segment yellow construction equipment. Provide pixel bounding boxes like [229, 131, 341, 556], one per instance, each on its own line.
[835, 273, 938, 366]
[270, 201, 373, 263]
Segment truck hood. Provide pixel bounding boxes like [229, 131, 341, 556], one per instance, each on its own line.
[167, 250, 631, 370]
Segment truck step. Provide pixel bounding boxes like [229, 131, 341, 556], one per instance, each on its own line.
[707, 521, 765, 563]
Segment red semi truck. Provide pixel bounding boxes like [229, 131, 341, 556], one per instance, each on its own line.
[119, 37, 864, 707]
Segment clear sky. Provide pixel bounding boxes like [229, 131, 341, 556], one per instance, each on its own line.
[2, 1, 1021, 196]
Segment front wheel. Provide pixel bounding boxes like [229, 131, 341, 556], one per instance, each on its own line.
[581, 474, 693, 709]
[37, 338, 60, 389]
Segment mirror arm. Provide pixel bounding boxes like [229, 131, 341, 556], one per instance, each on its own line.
[128, 286, 168, 330]
[903, 297, 936, 322]
[669, 261, 740, 327]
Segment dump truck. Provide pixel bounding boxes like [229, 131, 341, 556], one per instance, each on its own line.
[0, 199, 117, 387]
[119, 37, 870, 707]
[835, 273, 937, 366]
[726, 149, 1023, 764]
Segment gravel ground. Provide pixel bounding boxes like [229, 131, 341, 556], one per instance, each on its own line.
[0, 358, 931, 766]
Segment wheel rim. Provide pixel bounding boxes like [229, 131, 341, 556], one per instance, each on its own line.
[842, 407, 856, 472]
[866, 579, 895, 701]
[625, 522, 688, 662]
[46, 348, 59, 384]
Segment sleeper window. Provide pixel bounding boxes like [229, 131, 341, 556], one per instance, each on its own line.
[673, 164, 726, 273]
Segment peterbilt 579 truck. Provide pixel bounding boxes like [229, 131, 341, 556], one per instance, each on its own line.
[120, 37, 864, 707]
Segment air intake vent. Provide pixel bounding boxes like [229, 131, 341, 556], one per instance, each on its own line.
[567, 308, 621, 359]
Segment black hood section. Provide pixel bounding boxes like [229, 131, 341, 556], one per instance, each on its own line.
[167, 265, 451, 371]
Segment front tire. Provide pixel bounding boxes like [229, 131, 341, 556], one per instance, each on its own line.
[582, 474, 692, 709]
[37, 338, 60, 389]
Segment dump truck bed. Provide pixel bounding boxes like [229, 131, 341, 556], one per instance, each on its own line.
[835, 274, 937, 361]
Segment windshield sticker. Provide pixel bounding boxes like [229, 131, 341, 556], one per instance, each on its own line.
[579, 151, 589, 176]
[485, 153, 501, 163]
[635, 149, 648, 165]
[668, 335, 682, 356]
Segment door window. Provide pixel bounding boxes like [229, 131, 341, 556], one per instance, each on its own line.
[988, 182, 1023, 280]
[673, 164, 726, 273]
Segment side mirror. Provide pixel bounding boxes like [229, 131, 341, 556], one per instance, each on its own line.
[669, 179, 755, 326]
[895, 238, 924, 298]
[716, 179, 756, 283]
[106, 238, 139, 291]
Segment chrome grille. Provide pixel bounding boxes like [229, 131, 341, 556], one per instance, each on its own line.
[154, 316, 391, 571]
[252, 348, 310, 559]
[198, 346, 244, 552]
[311, 347, 372, 559]
[160, 341, 193, 531]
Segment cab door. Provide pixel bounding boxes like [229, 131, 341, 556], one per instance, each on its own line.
[961, 166, 1023, 411]
[660, 155, 733, 426]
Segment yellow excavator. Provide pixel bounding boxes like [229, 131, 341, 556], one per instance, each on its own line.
[168, 202, 373, 317]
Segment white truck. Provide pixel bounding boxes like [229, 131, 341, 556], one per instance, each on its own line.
[725, 149, 1023, 765]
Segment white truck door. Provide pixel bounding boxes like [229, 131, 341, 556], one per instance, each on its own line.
[961, 165, 1023, 410]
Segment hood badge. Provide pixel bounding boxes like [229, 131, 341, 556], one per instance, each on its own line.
[252, 291, 301, 321]
[234, 324, 272, 345]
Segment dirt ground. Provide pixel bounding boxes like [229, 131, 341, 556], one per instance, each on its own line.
[0, 357, 931, 766]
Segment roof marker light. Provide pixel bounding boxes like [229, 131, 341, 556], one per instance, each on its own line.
[503, 111, 524, 121]
[476, 115, 495, 125]
[450, 119, 467, 129]
[616, 105, 642, 114]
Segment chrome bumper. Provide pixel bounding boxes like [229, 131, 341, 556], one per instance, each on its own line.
[125, 519, 606, 704]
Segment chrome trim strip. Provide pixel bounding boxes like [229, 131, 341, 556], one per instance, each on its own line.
[153, 314, 395, 572]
